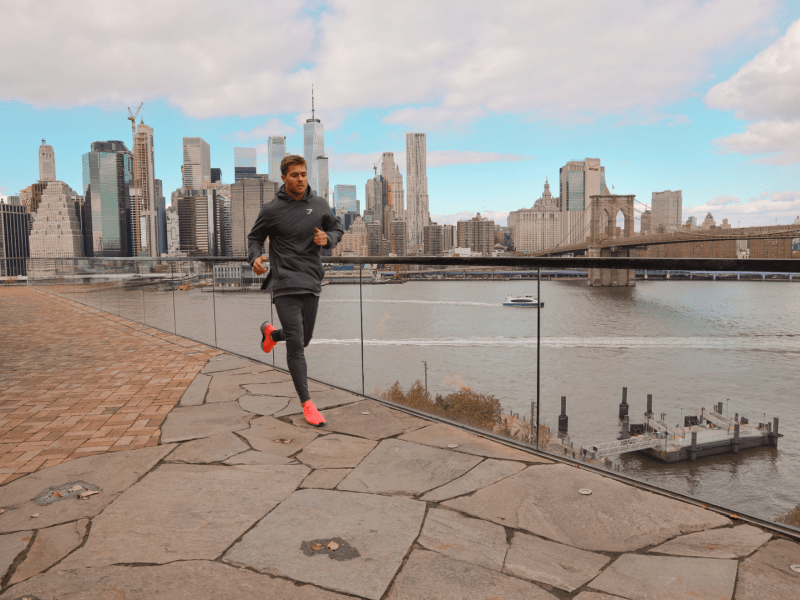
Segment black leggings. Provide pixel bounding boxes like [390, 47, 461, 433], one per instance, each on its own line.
[271, 294, 319, 402]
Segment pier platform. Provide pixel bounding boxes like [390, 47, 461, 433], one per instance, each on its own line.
[1, 287, 798, 599]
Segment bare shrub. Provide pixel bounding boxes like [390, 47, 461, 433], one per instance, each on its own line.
[777, 502, 800, 528]
[497, 414, 551, 446]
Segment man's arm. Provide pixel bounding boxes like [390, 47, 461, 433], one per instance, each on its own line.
[320, 204, 344, 249]
[247, 204, 271, 265]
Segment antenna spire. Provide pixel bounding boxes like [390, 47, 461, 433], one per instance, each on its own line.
[311, 84, 315, 121]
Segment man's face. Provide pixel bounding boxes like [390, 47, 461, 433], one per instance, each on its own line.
[282, 163, 308, 198]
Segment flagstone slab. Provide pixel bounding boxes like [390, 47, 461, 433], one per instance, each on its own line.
[222, 450, 297, 466]
[288, 399, 428, 440]
[0, 530, 31, 581]
[588, 554, 738, 600]
[0, 560, 351, 600]
[417, 508, 508, 571]
[573, 594, 628, 600]
[273, 388, 364, 417]
[239, 416, 319, 457]
[421, 458, 525, 502]
[735, 540, 800, 600]
[0, 445, 174, 534]
[444, 464, 731, 552]
[301, 469, 352, 489]
[240, 372, 296, 391]
[238, 394, 290, 416]
[504, 531, 611, 592]
[161, 401, 252, 443]
[399, 423, 551, 463]
[224, 489, 426, 600]
[385, 550, 558, 600]
[10, 519, 88, 584]
[242, 380, 330, 399]
[338, 439, 482, 496]
[206, 372, 273, 403]
[295, 434, 377, 469]
[180, 372, 210, 406]
[58, 463, 308, 569]
[201, 354, 259, 373]
[166, 432, 249, 464]
[649, 524, 771, 559]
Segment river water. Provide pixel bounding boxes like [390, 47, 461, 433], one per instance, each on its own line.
[76, 278, 800, 522]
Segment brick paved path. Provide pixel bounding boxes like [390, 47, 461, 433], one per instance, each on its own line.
[0, 287, 220, 484]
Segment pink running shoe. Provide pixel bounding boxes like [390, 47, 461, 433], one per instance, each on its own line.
[303, 401, 326, 427]
[260, 322, 277, 353]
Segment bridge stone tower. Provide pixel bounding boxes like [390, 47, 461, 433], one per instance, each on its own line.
[587, 194, 636, 287]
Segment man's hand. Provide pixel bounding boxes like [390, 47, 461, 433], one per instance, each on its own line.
[252, 255, 268, 275]
[313, 227, 328, 247]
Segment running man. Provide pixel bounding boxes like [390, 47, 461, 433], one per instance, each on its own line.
[248, 155, 343, 426]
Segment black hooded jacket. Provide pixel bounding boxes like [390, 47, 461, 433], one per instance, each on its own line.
[247, 185, 343, 295]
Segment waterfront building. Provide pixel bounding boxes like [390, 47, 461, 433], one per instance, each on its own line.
[316, 155, 329, 200]
[0, 202, 30, 276]
[234, 147, 257, 183]
[559, 158, 609, 245]
[304, 90, 324, 194]
[175, 189, 219, 256]
[640, 209, 652, 234]
[82, 141, 133, 257]
[442, 224, 455, 252]
[335, 215, 368, 256]
[406, 133, 430, 248]
[268, 136, 286, 181]
[380, 152, 404, 220]
[39, 140, 56, 182]
[366, 221, 383, 256]
[220, 195, 233, 256]
[0, 196, 21, 206]
[509, 179, 561, 251]
[457, 213, 494, 255]
[133, 122, 159, 256]
[183, 138, 211, 190]
[166, 205, 180, 255]
[423, 222, 443, 255]
[701, 212, 717, 229]
[334, 184, 358, 213]
[651, 190, 682, 232]
[390, 220, 407, 256]
[230, 174, 278, 256]
[793, 216, 799, 253]
[29, 181, 85, 259]
[211, 168, 221, 183]
[155, 179, 167, 256]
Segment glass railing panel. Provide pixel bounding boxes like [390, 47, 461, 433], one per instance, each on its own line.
[115, 259, 145, 323]
[140, 259, 177, 334]
[171, 259, 216, 346]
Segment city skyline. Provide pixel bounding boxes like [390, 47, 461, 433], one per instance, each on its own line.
[2, 3, 800, 228]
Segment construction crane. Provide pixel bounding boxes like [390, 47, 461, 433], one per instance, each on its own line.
[127, 103, 143, 255]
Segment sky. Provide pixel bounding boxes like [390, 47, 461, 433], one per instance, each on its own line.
[2, 0, 800, 228]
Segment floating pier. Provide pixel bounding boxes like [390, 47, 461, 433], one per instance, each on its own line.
[582, 395, 782, 464]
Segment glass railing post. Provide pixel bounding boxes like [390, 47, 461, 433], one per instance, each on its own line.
[141, 260, 147, 324]
[170, 261, 177, 334]
[212, 263, 218, 347]
[536, 265, 541, 451]
[359, 262, 365, 395]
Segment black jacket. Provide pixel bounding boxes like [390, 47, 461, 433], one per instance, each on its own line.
[247, 185, 343, 294]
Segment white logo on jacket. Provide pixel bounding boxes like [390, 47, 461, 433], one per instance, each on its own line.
[307, 209, 313, 214]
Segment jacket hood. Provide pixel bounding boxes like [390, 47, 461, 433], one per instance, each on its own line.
[276, 184, 312, 203]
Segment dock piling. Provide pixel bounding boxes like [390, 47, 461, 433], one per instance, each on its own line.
[733, 423, 740, 453]
[772, 417, 780, 447]
[619, 387, 629, 419]
[691, 431, 698, 461]
[558, 396, 568, 433]
[646, 394, 653, 417]
[622, 415, 630, 439]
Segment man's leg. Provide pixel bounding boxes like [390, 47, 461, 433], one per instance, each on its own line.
[272, 296, 310, 403]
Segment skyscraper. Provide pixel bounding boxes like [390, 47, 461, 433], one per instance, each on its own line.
[558, 158, 608, 246]
[0, 202, 30, 276]
[175, 190, 218, 256]
[268, 136, 286, 181]
[155, 178, 167, 256]
[182, 137, 211, 189]
[29, 181, 85, 259]
[211, 168, 222, 183]
[39, 140, 56, 182]
[405, 133, 429, 248]
[133, 121, 158, 256]
[457, 213, 494, 255]
[651, 190, 682, 232]
[509, 180, 561, 251]
[316, 155, 329, 201]
[380, 152, 404, 220]
[334, 184, 358, 213]
[82, 141, 133, 257]
[230, 175, 278, 256]
[303, 89, 324, 193]
[234, 147, 257, 183]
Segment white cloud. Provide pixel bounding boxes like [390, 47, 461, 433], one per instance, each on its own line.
[222, 118, 296, 143]
[0, 0, 778, 122]
[687, 190, 800, 226]
[328, 149, 531, 172]
[431, 210, 510, 226]
[707, 18, 800, 163]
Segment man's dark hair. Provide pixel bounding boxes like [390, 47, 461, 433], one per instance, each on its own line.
[281, 155, 307, 176]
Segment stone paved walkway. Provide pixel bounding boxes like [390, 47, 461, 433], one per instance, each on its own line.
[1, 288, 799, 599]
[0, 288, 221, 485]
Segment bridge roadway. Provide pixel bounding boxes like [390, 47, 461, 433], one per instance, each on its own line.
[529, 224, 800, 257]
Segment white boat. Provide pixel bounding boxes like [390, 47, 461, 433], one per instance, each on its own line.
[503, 295, 543, 308]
